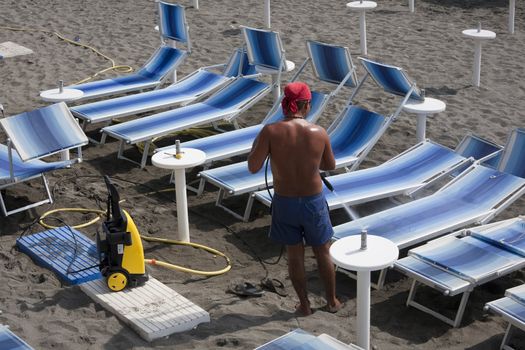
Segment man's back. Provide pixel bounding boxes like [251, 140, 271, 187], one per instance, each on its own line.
[264, 119, 334, 197]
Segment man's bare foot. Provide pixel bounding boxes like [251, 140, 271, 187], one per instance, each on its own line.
[295, 303, 312, 316]
[322, 299, 343, 314]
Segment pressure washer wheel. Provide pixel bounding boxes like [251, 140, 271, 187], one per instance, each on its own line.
[107, 270, 128, 292]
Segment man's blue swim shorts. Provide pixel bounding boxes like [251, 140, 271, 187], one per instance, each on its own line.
[269, 192, 333, 246]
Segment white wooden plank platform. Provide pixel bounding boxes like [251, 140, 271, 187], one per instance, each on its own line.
[80, 277, 210, 342]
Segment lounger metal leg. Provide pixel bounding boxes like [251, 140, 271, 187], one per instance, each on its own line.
[501, 323, 514, 350]
[243, 194, 255, 222]
[116, 140, 150, 169]
[186, 164, 210, 195]
[0, 175, 54, 216]
[140, 141, 151, 169]
[406, 279, 471, 327]
[215, 188, 249, 221]
[99, 133, 107, 145]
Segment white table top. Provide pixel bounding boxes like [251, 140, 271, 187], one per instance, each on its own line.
[152, 148, 206, 170]
[330, 235, 398, 272]
[403, 97, 446, 114]
[256, 60, 295, 75]
[462, 29, 496, 40]
[347, 1, 377, 10]
[40, 88, 84, 102]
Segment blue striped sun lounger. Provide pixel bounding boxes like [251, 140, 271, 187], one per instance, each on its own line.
[486, 284, 525, 350]
[46, 2, 190, 102]
[254, 133, 503, 218]
[70, 48, 257, 139]
[396, 216, 525, 327]
[333, 128, 525, 289]
[101, 76, 271, 168]
[156, 40, 360, 194]
[0, 103, 88, 216]
[255, 328, 363, 350]
[0, 325, 34, 350]
[200, 105, 392, 221]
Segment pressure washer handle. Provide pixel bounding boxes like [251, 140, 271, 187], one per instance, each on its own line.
[320, 173, 334, 192]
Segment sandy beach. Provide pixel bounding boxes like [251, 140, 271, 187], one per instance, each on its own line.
[1, 0, 525, 349]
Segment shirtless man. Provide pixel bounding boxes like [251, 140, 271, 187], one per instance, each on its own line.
[248, 82, 342, 316]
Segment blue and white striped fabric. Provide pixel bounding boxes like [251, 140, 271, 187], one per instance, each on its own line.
[487, 296, 525, 327]
[102, 77, 270, 144]
[333, 165, 525, 248]
[199, 106, 388, 195]
[158, 1, 189, 44]
[506, 284, 525, 305]
[470, 220, 525, 257]
[0, 325, 34, 350]
[68, 46, 187, 100]
[396, 217, 525, 294]
[307, 40, 358, 88]
[254, 138, 491, 208]
[71, 70, 229, 124]
[408, 236, 522, 283]
[359, 57, 423, 101]
[330, 107, 388, 168]
[0, 103, 88, 162]
[0, 144, 70, 184]
[171, 91, 326, 163]
[242, 26, 284, 71]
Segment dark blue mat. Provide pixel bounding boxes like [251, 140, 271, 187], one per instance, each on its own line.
[0, 325, 34, 350]
[16, 227, 101, 285]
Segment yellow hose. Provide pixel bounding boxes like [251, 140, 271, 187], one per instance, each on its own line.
[38, 208, 232, 276]
[39, 208, 105, 229]
[0, 25, 133, 85]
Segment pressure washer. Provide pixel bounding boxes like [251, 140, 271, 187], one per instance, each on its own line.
[96, 175, 149, 292]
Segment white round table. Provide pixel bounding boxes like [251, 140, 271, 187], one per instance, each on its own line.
[256, 60, 295, 103]
[462, 29, 496, 87]
[403, 97, 446, 142]
[330, 235, 398, 350]
[151, 148, 206, 242]
[347, 1, 377, 56]
[40, 88, 84, 103]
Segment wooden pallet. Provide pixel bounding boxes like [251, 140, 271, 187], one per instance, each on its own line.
[16, 227, 101, 285]
[80, 277, 210, 342]
[0, 324, 35, 350]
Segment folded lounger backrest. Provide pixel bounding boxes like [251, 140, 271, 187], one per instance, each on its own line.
[0, 102, 88, 216]
[358, 57, 423, 121]
[60, 2, 190, 101]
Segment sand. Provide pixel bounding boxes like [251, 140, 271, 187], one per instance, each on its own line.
[1, 0, 524, 349]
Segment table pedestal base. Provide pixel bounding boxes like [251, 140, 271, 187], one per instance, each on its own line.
[357, 271, 371, 350]
[174, 169, 190, 242]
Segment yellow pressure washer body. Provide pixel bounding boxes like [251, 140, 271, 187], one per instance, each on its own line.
[96, 176, 148, 292]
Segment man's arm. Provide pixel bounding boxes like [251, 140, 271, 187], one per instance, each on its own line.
[247, 126, 270, 173]
[319, 130, 335, 171]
